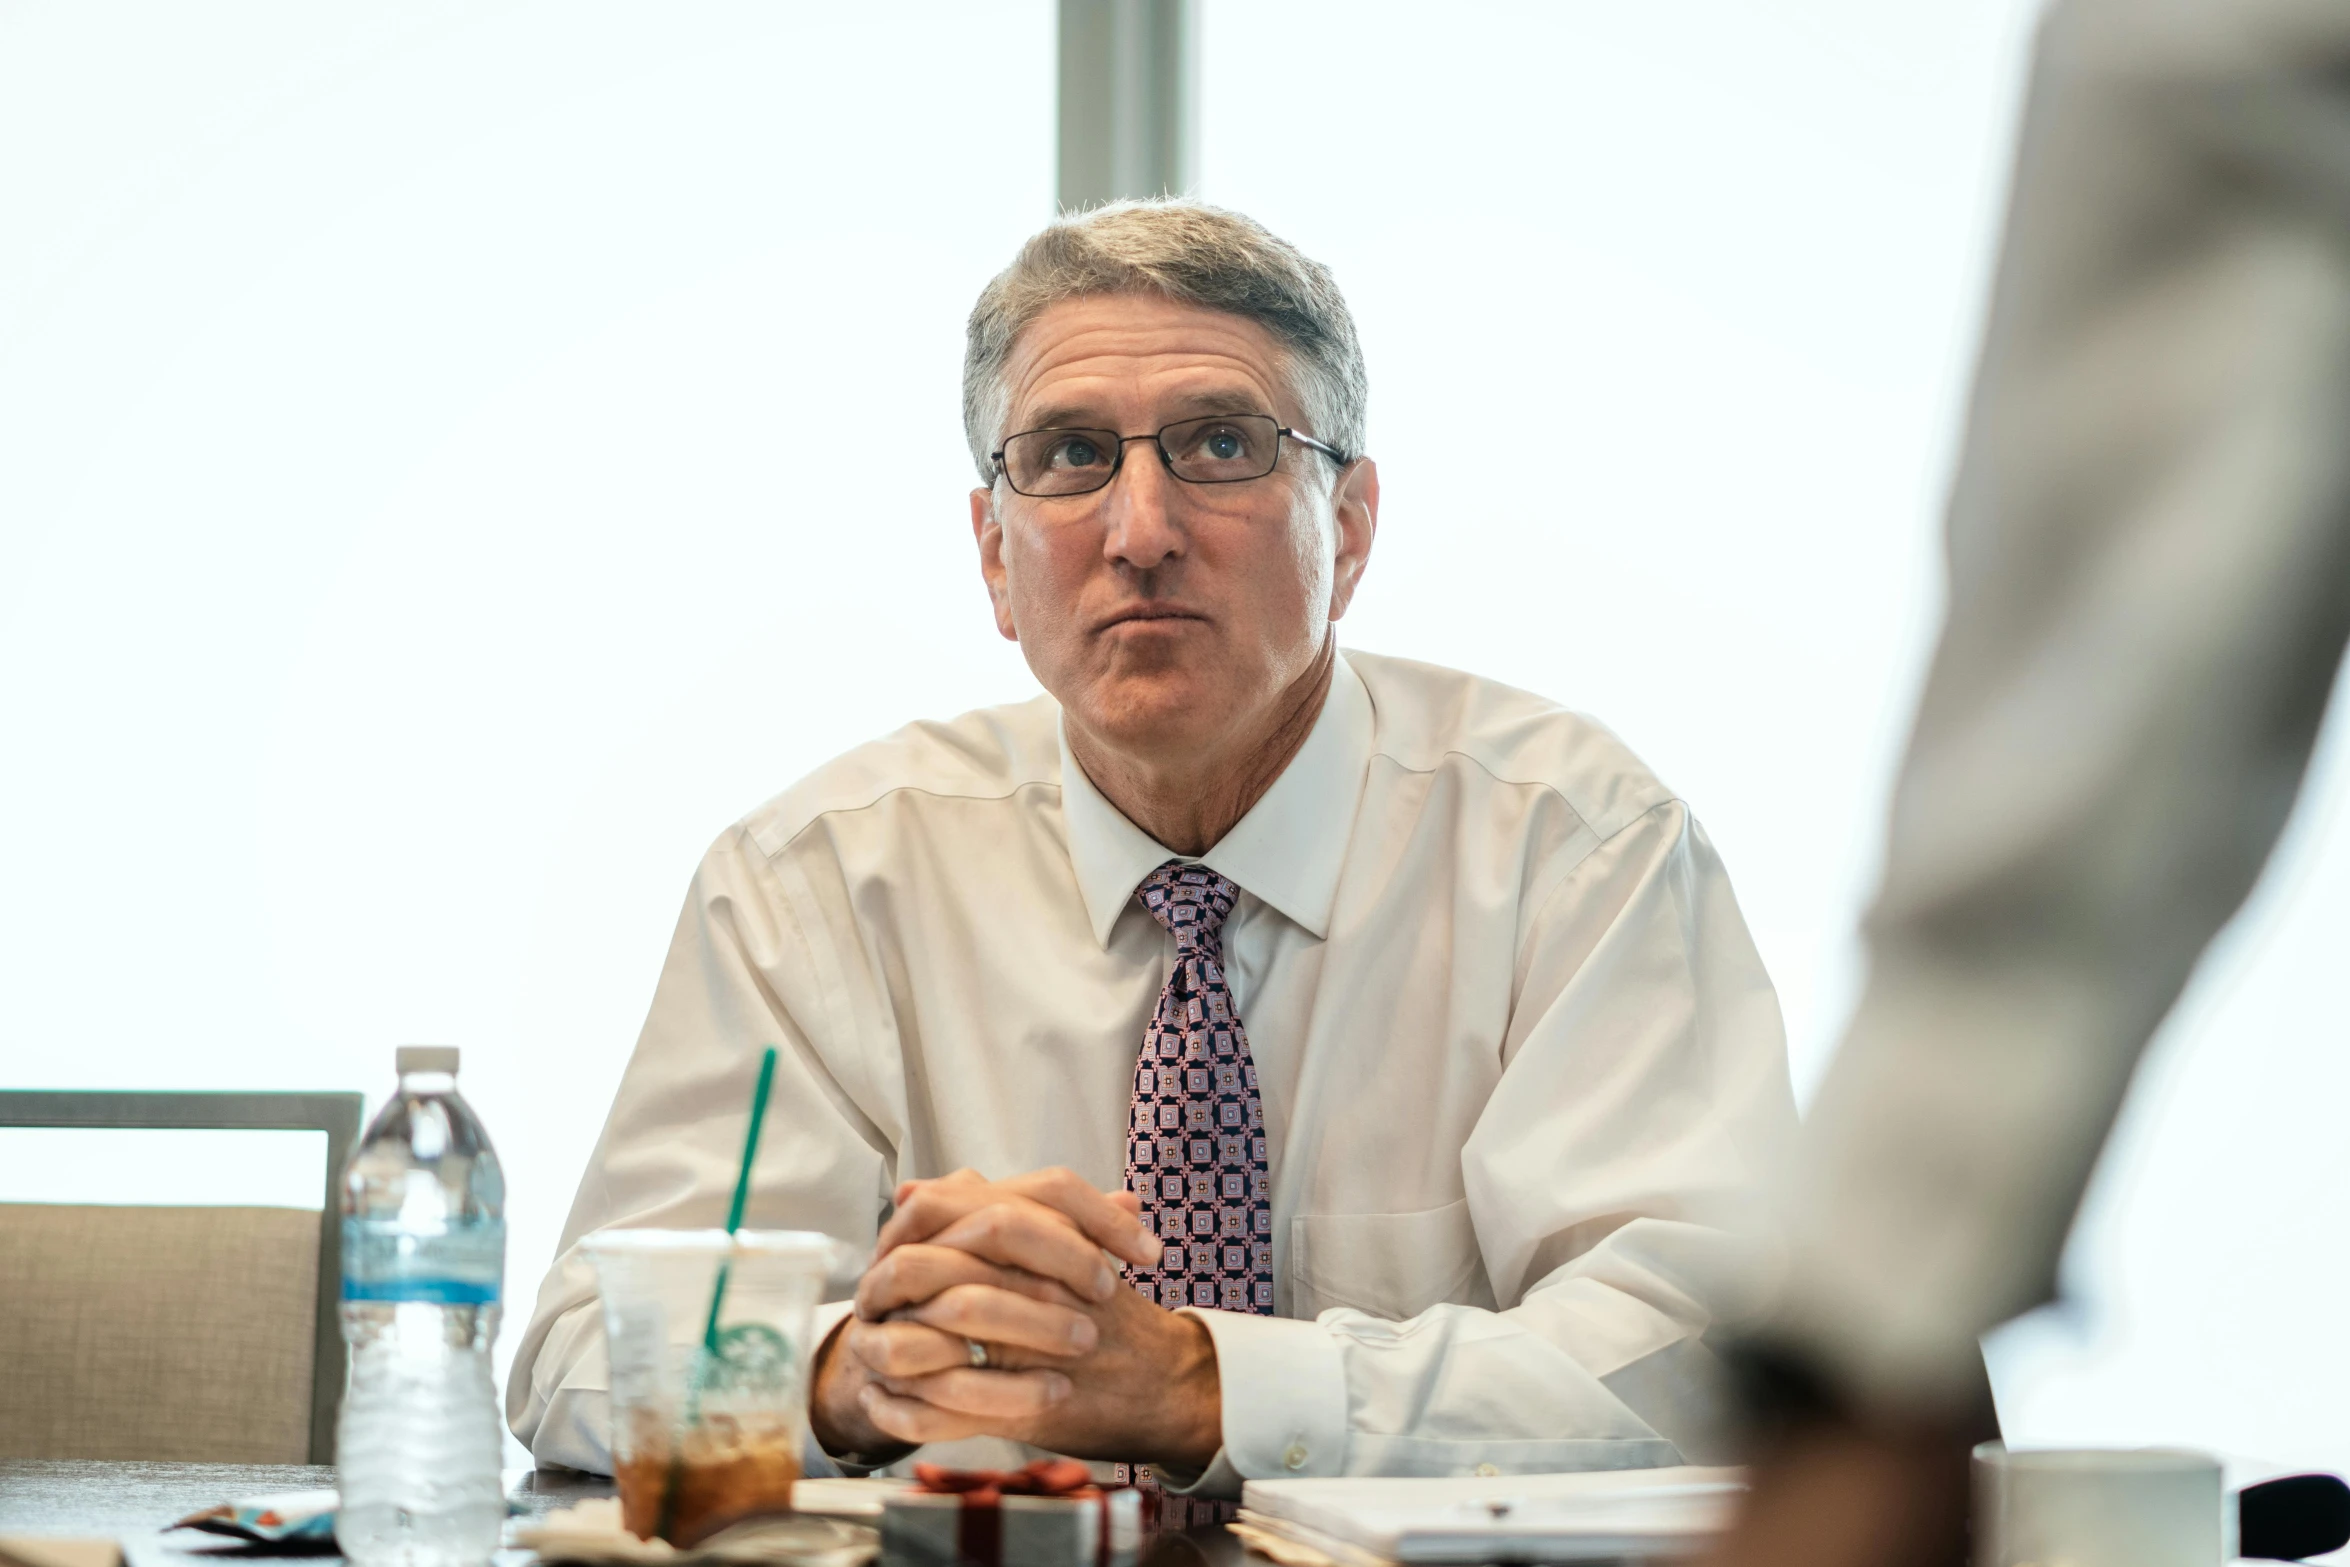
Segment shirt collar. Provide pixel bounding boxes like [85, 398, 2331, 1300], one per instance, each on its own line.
[1059, 651, 1374, 949]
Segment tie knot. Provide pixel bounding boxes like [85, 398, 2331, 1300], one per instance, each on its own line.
[1137, 860, 1238, 947]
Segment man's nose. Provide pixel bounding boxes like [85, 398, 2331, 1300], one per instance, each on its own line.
[1099, 442, 1185, 572]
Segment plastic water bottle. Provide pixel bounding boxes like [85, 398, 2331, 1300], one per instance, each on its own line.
[337, 1046, 508, 1567]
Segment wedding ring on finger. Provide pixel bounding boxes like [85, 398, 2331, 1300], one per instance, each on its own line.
[966, 1337, 992, 1370]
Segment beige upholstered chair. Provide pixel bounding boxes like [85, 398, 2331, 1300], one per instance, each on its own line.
[0, 1091, 361, 1464]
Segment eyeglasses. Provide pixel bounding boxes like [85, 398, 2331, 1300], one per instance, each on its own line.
[992, 413, 1349, 498]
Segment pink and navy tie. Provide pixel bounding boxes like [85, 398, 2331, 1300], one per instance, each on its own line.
[1124, 861, 1274, 1316]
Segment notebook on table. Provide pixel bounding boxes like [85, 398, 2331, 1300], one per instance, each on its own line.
[1236, 1465, 1745, 1565]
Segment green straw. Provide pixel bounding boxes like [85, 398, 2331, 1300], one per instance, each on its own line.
[659, 1044, 778, 1541]
[702, 1044, 779, 1353]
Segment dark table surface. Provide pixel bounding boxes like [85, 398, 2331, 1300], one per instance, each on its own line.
[0, 1463, 607, 1539]
[0, 1462, 1245, 1567]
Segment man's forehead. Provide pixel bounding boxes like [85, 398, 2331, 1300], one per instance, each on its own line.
[1003, 294, 1290, 423]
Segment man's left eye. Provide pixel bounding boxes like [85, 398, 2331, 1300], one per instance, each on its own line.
[1206, 431, 1242, 459]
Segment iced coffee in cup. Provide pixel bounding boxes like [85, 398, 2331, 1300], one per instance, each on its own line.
[582, 1229, 850, 1547]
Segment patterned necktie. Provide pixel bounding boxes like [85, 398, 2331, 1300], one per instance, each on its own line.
[1124, 860, 1273, 1315]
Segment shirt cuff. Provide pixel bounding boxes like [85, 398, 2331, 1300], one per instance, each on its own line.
[1151, 1449, 1246, 1501]
[1182, 1307, 1349, 1481]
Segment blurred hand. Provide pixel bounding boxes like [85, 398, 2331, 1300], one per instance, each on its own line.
[810, 1168, 1222, 1468]
[1701, 1416, 1971, 1567]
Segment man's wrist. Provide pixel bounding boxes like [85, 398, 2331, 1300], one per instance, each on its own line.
[807, 1316, 913, 1466]
[1153, 1308, 1224, 1470]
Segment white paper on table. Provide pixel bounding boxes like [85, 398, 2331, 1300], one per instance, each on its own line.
[789, 1479, 915, 1518]
[1238, 1466, 1745, 1564]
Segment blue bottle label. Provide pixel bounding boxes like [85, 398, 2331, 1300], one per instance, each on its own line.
[341, 1216, 505, 1305]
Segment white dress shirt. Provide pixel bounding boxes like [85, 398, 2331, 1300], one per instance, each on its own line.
[1764, 0, 2350, 1414]
[509, 649, 1795, 1490]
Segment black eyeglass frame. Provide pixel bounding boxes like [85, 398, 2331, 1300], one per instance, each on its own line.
[989, 414, 1351, 498]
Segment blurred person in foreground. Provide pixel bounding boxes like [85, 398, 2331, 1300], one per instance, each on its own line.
[510, 201, 1797, 1495]
[1710, 1, 2350, 1562]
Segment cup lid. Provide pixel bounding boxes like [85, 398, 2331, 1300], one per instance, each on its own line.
[579, 1227, 851, 1265]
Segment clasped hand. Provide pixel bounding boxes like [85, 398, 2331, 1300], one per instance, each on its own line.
[808, 1168, 1223, 1471]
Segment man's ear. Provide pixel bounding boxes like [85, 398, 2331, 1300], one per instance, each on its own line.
[971, 486, 1019, 642]
[1326, 456, 1380, 623]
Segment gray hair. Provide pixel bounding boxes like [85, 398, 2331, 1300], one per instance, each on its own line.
[961, 199, 1369, 484]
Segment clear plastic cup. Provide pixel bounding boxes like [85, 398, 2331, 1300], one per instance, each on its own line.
[581, 1229, 851, 1547]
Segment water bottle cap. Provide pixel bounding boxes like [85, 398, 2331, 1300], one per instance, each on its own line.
[396, 1045, 461, 1077]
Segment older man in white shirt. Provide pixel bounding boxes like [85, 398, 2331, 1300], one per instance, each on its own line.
[508, 200, 1796, 1498]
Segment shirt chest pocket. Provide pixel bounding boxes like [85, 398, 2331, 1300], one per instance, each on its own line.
[1288, 1199, 1495, 1321]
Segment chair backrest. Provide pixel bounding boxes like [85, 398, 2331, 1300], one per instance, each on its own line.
[0, 1090, 362, 1464]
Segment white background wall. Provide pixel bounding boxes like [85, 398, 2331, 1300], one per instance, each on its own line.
[5, 0, 2348, 1486]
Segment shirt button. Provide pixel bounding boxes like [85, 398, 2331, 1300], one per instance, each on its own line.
[1283, 1441, 1309, 1471]
[1475, 1463, 1500, 1478]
